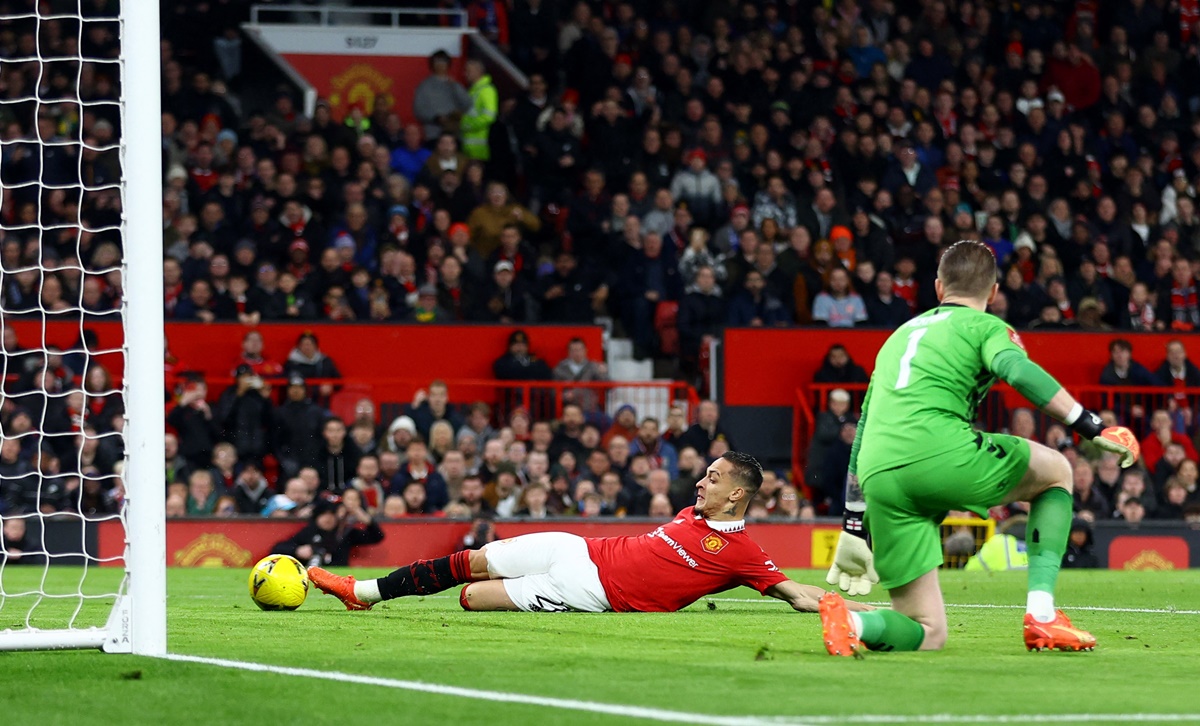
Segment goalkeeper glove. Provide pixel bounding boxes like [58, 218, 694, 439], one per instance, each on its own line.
[825, 506, 879, 597]
[1067, 406, 1137, 468]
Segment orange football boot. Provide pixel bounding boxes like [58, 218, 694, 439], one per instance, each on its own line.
[307, 566, 373, 611]
[819, 592, 864, 658]
[1024, 610, 1096, 652]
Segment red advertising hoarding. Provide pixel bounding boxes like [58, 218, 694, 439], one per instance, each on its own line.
[246, 24, 470, 120]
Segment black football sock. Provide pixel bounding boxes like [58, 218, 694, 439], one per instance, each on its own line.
[376, 551, 472, 601]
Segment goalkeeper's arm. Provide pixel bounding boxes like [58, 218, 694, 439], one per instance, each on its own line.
[989, 350, 1136, 466]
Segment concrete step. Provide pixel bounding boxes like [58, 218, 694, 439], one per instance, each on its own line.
[606, 337, 633, 362]
[608, 357, 654, 382]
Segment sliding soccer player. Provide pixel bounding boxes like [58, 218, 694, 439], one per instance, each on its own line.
[309, 452, 871, 615]
[821, 240, 1136, 655]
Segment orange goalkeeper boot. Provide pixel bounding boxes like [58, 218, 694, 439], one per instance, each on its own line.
[307, 566, 373, 611]
[819, 592, 864, 658]
[1024, 610, 1096, 652]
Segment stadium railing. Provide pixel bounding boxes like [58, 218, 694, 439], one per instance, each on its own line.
[165, 375, 701, 430]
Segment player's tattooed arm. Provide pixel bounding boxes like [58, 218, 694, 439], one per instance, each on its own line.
[766, 581, 875, 612]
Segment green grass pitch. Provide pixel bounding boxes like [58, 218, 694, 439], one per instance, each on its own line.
[2, 567, 1199, 725]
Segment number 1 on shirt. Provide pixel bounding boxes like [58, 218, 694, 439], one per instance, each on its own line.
[895, 328, 928, 390]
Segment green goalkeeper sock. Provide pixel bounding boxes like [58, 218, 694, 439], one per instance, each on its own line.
[1026, 487, 1073, 619]
[854, 609, 926, 652]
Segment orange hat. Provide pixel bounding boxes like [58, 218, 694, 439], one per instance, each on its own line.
[449, 223, 470, 239]
[830, 225, 852, 241]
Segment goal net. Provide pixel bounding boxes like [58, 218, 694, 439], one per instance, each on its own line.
[0, 0, 164, 653]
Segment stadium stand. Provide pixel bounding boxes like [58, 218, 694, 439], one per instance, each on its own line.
[3, 0, 1200, 536]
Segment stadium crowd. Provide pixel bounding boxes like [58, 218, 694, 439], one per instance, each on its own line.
[3, 0, 1200, 548]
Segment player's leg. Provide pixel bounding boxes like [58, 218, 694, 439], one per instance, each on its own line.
[309, 546, 480, 610]
[1001, 441, 1095, 650]
[821, 467, 941, 655]
[458, 580, 519, 611]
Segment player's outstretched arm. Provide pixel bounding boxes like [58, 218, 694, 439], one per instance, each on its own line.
[766, 580, 874, 612]
[990, 351, 1137, 467]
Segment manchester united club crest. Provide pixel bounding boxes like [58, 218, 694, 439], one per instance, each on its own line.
[701, 533, 728, 555]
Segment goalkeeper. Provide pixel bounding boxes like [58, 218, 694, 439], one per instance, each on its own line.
[819, 240, 1137, 655]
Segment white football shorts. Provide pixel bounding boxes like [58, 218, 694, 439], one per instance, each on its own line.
[481, 532, 611, 612]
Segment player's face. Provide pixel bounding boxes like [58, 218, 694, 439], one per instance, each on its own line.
[694, 458, 742, 519]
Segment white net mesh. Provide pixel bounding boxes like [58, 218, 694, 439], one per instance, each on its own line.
[0, 0, 129, 638]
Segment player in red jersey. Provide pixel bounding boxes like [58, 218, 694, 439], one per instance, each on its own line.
[308, 452, 869, 614]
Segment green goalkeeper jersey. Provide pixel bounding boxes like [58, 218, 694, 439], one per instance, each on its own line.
[851, 304, 1031, 482]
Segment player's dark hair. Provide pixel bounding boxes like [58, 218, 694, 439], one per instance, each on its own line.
[938, 240, 998, 300]
[720, 451, 764, 498]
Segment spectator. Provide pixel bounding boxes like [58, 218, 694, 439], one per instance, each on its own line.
[408, 283, 455, 323]
[865, 271, 912, 328]
[467, 183, 540, 256]
[167, 378, 218, 469]
[284, 332, 342, 400]
[631, 417, 678, 479]
[515, 482, 551, 518]
[272, 496, 384, 567]
[1100, 339, 1159, 386]
[493, 329, 553, 380]
[1062, 519, 1097, 568]
[216, 364, 274, 465]
[405, 380, 464, 439]
[232, 461, 272, 515]
[727, 269, 789, 327]
[552, 338, 608, 413]
[389, 122, 430, 183]
[315, 417, 361, 493]
[186, 469, 218, 516]
[412, 50, 470, 142]
[235, 330, 283, 377]
[812, 268, 868, 328]
[1155, 340, 1200, 389]
[274, 373, 328, 478]
[458, 402, 498, 449]
[348, 455, 386, 514]
[461, 58, 499, 161]
[537, 249, 606, 323]
[670, 150, 721, 227]
[806, 388, 855, 503]
[1, 516, 42, 566]
[1158, 479, 1190, 520]
[677, 400, 734, 458]
[1072, 459, 1110, 520]
[475, 260, 533, 323]
[677, 266, 725, 367]
[812, 344, 869, 384]
[456, 474, 493, 517]
[483, 466, 522, 517]
[393, 439, 449, 512]
[1114, 469, 1157, 519]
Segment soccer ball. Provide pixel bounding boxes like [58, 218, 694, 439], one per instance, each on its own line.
[248, 554, 309, 611]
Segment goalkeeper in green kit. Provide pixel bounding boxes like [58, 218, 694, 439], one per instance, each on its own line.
[818, 240, 1139, 656]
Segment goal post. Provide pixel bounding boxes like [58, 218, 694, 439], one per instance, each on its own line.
[121, 0, 167, 657]
[0, 0, 165, 654]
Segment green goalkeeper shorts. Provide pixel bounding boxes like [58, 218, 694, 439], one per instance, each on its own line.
[862, 432, 1032, 591]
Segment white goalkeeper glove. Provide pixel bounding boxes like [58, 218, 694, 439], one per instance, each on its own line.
[825, 529, 878, 597]
[1089, 430, 1137, 468]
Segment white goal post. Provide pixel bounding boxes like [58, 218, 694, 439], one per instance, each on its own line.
[0, 1, 165, 654]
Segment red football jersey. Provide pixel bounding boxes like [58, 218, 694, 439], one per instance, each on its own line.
[585, 509, 788, 612]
